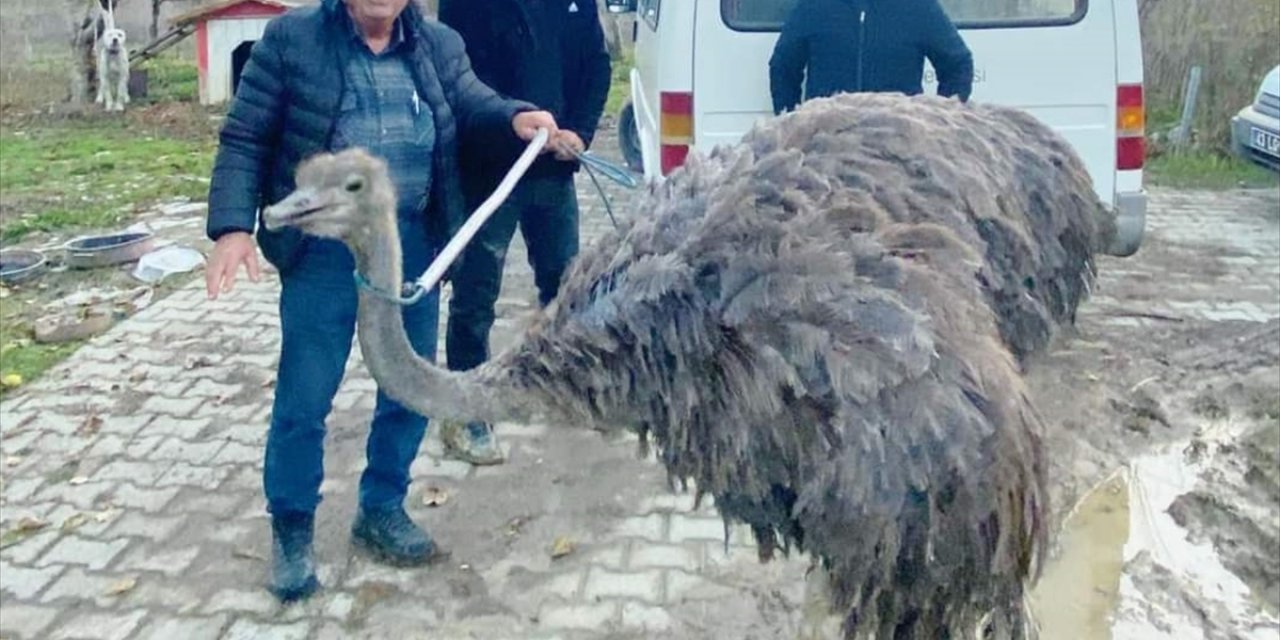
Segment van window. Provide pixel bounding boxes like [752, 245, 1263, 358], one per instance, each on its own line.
[721, 0, 793, 30]
[639, 0, 661, 30]
[721, 0, 1086, 32]
[941, 0, 1083, 24]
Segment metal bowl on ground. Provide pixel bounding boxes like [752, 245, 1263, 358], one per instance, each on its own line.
[0, 249, 48, 285]
[62, 231, 154, 269]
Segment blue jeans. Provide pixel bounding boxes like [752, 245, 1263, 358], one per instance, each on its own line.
[446, 174, 579, 371]
[264, 218, 439, 515]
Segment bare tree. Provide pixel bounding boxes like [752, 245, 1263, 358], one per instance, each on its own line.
[69, 0, 122, 105]
[151, 0, 165, 40]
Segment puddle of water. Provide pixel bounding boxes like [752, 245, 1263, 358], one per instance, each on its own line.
[1028, 417, 1279, 640]
[1114, 427, 1280, 640]
[1029, 472, 1130, 640]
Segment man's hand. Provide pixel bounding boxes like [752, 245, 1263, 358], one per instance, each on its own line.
[552, 130, 585, 161]
[513, 110, 559, 152]
[205, 231, 261, 300]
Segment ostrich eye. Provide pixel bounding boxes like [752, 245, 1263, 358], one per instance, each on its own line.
[344, 176, 364, 193]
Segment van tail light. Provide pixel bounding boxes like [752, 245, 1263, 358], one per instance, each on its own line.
[1116, 84, 1145, 170]
[660, 91, 693, 175]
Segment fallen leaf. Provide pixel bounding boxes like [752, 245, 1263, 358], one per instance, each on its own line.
[421, 487, 449, 507]
[505, 515, 531, 537]
[75, 415, 103, 438]
[61, 513, 89, 533]
[232, 547, 266, 562]
[45, 461, 80, 484]
[93, 509, 120, 524]
[184, 355, 213, 370]
[104, 576, 137, 596]
[68, 476, 90, 486]
[15, 517, 48, 533]
[550, 536, 575, 559]
[0, 374, 22, 389]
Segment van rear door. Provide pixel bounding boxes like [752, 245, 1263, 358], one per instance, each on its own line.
[692, 0, 792, 154]
[692, 0, 1123, 206]
[923, 0, 1122, 206]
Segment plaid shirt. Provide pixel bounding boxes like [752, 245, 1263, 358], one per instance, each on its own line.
[333, 18, 436, 221]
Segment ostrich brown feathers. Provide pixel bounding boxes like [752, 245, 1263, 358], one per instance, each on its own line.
[483, 93, 1109, 638]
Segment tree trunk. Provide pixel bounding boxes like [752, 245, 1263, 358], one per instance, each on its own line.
[151, 0, 161, 40]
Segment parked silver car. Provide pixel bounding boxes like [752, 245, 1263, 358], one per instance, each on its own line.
[1231, 65, 1280, 171]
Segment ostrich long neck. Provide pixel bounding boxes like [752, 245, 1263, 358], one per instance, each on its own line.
[349, 218, 538, 424]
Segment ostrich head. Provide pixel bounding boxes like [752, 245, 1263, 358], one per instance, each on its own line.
[261, 147, 547, 426]
[262, 148, 397, 252]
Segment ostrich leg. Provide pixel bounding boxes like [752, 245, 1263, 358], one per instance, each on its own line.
[798, 561, 841, 640]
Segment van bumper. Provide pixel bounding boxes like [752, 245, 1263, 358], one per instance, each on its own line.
[1106, 190, 1146, 257]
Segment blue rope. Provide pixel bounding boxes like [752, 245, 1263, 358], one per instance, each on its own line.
[574, 150, 640, 189]
[573, 149, 639, 231]
[353, 269, 426, 306]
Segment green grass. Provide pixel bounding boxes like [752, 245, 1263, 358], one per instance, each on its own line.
[605, 51, 634, 116]
[0, 55, 211, 394]
[0, 121, 214, 242]
[143, 57, 201, 104]
[0, 334, 83, 397]
[1146, 150, 1279, 190]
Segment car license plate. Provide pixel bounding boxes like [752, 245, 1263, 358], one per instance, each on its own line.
[1252, 128, 1280, 157]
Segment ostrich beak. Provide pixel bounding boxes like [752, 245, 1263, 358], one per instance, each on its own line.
[262, 187, 329, 231]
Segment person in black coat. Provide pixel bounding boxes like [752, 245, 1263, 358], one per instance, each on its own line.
[437, 0, 612, 465]
[768, 0, 974, 115]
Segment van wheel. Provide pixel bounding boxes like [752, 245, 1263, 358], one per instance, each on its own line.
[618, 101, 643, 174]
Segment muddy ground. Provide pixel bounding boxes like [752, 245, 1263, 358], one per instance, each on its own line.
[1016, 220, 1280, 638]
[0, 112, 1275, 637]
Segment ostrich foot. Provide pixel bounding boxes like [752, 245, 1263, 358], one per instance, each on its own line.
[797, 562, 842, 640]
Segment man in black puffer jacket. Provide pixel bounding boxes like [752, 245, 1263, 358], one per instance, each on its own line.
[203, 0, 559, 604]
[768, 0, 973, 115]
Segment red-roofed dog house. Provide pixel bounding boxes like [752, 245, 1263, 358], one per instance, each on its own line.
[170, 0, 305, 105]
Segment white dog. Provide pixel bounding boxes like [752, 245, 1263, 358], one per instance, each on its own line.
[96, 26, 129, 111]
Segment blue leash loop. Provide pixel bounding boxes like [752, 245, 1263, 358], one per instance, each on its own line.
[354, 269, 427, 305]
[574, 149, 639, 189]
[572, 149, 638, 230]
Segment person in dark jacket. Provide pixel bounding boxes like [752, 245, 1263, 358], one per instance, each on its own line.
[202, 0, 558, 603]
[768, 0, 973, 115]
[437, 0, 611, 465]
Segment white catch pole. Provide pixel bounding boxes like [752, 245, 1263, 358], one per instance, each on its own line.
[414, 127, 550, 293]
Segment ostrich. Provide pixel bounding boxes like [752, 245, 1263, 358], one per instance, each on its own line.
[262, 93, 1111, 638]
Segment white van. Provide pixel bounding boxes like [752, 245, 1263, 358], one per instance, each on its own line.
[607, 0, 1147, 256]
